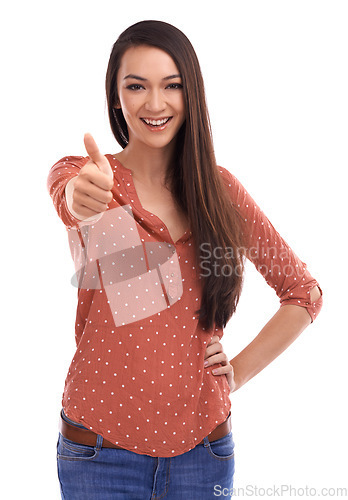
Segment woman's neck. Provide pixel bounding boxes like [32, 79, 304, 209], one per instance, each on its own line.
[114, 141, 175, 187]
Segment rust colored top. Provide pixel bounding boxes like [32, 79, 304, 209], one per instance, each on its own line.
[47, 154, 323, 457]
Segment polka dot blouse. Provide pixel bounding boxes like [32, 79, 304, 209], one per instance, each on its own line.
[46, 155, 323, 457]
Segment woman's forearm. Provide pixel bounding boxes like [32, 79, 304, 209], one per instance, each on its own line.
[229, 304, 313, 392]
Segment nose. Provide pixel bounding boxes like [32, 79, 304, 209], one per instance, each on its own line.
[144, 88, 166, 113]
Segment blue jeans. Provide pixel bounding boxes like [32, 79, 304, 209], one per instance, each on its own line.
[57, 410, 235, 499]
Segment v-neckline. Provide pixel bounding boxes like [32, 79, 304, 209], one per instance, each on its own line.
[110, 156, 192, 246]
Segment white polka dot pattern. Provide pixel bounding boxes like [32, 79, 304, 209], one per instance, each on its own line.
[218, 166, 323, 322]
[46, 156, 323, 457]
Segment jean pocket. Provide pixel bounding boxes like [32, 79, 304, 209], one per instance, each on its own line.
[205, 431, 235, 460]
[57, 432, 100, 461]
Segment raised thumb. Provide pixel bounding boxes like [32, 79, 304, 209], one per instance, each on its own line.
[84, 133, 114, 179]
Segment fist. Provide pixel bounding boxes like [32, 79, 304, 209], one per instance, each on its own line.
[68, 133, 114, 220]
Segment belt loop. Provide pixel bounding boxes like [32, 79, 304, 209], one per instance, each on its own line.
[203, 436, 210, 448]
[96, 434, 103, 450]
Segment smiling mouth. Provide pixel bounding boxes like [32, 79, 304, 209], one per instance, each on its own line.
[140, 117, 173, 127]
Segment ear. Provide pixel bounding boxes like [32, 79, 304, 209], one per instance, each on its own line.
[114, 100, 121, 110]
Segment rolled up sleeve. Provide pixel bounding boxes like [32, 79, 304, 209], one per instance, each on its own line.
[219, 166, 323, 323]
[47, 156, 88, 229]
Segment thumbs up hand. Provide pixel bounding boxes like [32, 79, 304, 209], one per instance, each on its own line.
[65, 134, 114, 221]
[83, 133, 114, 180]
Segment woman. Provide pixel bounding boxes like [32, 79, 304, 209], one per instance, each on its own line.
[47, 20, 323, 499]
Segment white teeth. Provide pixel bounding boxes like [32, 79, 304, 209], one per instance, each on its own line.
[143, 117, 170, 126]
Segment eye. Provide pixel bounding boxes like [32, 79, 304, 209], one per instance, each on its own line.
[126, 84, 144, 91]
[166, 83, 183, 90]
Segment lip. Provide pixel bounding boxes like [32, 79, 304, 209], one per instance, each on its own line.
[140, 116, 173, 132]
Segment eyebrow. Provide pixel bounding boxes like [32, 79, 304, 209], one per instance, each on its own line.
[123, 73, 182, 81]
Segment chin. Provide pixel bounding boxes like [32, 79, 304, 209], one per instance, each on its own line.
[143, 136, 177, 150]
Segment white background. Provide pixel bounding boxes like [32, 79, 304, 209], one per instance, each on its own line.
[1, 0, 347, 498]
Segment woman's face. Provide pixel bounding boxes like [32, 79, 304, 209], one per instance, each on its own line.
[115, 45, 186, 151]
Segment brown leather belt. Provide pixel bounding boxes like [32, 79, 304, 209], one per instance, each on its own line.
[59, 410, 232, 450]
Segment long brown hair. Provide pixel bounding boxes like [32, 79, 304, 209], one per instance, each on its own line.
[105, 20, 246, 332]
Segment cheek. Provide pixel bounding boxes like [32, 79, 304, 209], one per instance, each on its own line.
[175, 95, 185, 116]
[119, 92, 138, 115]
[120, 104, 140, 128]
